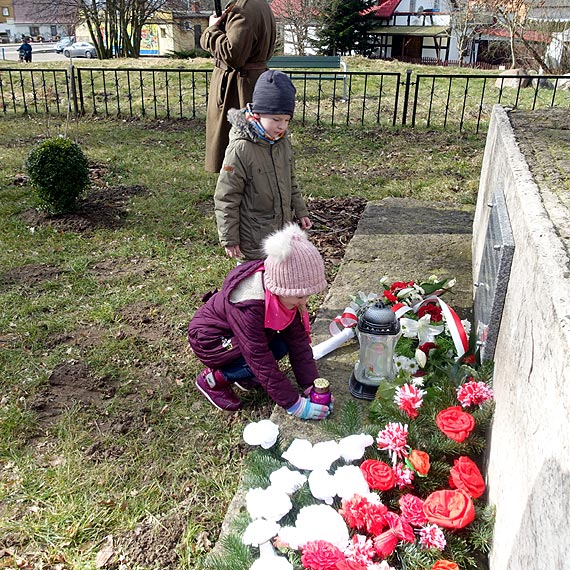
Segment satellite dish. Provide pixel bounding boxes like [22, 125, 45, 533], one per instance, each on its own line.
[416, 5, 424, 16]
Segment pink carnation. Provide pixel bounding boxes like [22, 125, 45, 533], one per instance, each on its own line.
[340, 495, 373, 531]
[394, 383, 426, 419]
[301, 540, 345, 570]
[393, 463, 415, 489]
[419, 524, 447, 550]
[457, 380, 494, 408]
[399, 494, 428, 526]
[376, 422, 410, 464]
[343, 534, 375, 565]
[364, 501, 389, 536]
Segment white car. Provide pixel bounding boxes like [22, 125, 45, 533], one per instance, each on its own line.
[55, 36, 74, 53]
[63, 41, 97, 59]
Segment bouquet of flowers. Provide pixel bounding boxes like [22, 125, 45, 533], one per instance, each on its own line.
[316, 276, 474, 376]
[207, 364, 494, 570]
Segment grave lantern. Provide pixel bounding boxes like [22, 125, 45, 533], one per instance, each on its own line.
[349, 300, 402, 400]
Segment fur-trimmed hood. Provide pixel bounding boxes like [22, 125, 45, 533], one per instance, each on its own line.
[227, 108, 260, 143]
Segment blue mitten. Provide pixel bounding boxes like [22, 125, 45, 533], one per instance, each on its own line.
[287, 397, 330, 420]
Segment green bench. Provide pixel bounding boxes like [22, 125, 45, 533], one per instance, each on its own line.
[268, 55, 348, 100]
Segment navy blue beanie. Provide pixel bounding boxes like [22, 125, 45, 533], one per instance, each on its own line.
[252, 70, 296, 117]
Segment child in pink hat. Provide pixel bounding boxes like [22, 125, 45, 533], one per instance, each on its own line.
[188, 224, 331, 420]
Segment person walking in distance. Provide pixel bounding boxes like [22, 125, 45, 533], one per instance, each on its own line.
[200, 0, 276, 173]
[18, 38, 32, 63]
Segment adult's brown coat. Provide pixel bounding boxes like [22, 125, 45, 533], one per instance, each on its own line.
[200, 0, 276, 173]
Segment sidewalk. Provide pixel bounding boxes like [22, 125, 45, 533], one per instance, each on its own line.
[209, 196, 475, 557]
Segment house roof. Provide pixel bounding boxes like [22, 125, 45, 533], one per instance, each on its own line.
[370, 25, 449, 36]
[361, 0, 402, 19]
[13, 0, 76, 24]
[477, 27, 551, 43]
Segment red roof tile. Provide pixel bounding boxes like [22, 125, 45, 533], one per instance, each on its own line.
[361, 0, 402, 19]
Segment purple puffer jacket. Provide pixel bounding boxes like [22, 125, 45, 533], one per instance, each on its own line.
[187, 260, 319, 409]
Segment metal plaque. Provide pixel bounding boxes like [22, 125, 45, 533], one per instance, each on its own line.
[473, 187, 515, 361]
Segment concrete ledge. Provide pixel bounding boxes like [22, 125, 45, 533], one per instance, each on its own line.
[473, 105, 570, 570]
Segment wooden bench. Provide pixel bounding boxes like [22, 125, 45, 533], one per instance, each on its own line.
[268, 55, 348, 100]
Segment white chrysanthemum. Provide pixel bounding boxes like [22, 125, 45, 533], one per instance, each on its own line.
[308, 469, 337, 505]
[278, 504, 349, 551]
[269, 467, 306, 495]
[281, 439, 340, 471]
[246, 487, 292, 522]
[311, 440, 341, 471]
[461, 319, 472, 335]
[281, 439, 314, 470]
[250, 541, 293, 570]
[243, 420, 279, 449]
[338, 433, 374, 463]
[242, 519, 280, 547]
[334, 464, 370, 501]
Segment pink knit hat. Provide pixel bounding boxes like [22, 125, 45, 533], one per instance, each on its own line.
[263, 224, 327, 297]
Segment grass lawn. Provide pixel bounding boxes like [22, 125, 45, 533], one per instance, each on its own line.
[0, 111, 486, 569]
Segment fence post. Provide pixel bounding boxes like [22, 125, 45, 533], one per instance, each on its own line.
[69, 63, 79, 117]
[401, 69, 413, 125]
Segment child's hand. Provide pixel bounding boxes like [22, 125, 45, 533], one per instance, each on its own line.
[286, 397, 330, 420]
[224, 245, 242, 259]
[299, 217, 312, 230]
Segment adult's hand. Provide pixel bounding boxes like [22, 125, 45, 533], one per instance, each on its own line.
[299, 217, 312, 230]
[209, 13, 223, 27]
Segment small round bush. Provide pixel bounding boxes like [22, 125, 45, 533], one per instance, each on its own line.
[25, 137, 90, 214]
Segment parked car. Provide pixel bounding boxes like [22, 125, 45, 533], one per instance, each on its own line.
[55, 36, 74, 53]
[63, 42, 97, 59]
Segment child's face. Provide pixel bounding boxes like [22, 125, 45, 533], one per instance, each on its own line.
[257, 113, 291, 138]
[279, 295, 310, 310]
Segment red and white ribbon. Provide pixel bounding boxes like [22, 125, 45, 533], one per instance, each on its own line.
[329, 307, 358, 336]
[412, 295, 468, 357]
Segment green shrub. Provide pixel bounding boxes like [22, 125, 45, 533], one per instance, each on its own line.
[25, 137, 90, 214]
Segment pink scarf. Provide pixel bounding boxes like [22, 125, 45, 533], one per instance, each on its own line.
[264, 289, 311, 340]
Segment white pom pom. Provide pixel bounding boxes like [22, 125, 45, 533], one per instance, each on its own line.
[263, 224, 306, 262]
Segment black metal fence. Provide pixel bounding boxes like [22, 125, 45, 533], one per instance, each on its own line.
[1, 65, 569, 133]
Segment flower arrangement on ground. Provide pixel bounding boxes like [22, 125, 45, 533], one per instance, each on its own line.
[204, 278, 494, 570]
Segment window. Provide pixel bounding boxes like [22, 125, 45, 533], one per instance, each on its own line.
[409, 0, 416, 13]
[2, 7, 9, 16]
[50, 25, 57, 37]
[160, 27, 166, 38]
[30, 26, 40, 36]
[433, 0, 440, 10]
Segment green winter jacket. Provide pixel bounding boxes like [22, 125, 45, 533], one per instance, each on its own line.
[214, 108, 310, 260]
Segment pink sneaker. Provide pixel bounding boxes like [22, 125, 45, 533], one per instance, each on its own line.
[195, 368, 242, 411]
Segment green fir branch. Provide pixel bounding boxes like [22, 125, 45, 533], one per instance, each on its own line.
[202, 533, 256, 570]
[395, 542, 440, 570]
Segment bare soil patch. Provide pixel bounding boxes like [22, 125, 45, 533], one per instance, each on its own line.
[20, 183, 147, 232]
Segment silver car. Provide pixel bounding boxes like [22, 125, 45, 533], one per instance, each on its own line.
[55, 36, 74, 53]
[63, 41, 97, 59]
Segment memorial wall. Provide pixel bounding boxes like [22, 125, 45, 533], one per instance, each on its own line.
[472, 105, 570, 569]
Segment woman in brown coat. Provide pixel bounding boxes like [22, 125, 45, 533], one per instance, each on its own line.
[200, 0, 276, 173]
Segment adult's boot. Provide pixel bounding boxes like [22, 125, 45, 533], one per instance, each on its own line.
[195, 368, 242, 411]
